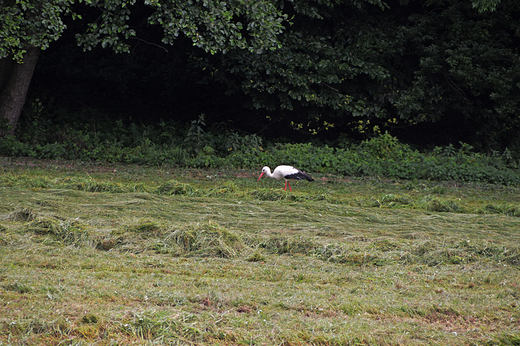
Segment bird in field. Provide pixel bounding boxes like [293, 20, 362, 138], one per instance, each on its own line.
[257, 165, 314, 192]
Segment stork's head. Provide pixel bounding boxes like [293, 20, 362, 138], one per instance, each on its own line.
[257, 166, 269, 181]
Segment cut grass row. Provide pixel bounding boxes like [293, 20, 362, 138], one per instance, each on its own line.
[1, 161, 519, 345]
[1, 167, 520, 217]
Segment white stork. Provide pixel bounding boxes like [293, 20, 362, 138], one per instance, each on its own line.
[257, 165, 314, 192]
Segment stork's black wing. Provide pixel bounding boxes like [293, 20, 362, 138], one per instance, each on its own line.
[284, 170, 314, 181]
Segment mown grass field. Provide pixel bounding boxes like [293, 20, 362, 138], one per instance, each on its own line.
[1, 158, 519, 345]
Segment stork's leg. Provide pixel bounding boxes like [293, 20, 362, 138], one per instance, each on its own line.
[288, 182, 292, 192]
[284, 181, 288, 191]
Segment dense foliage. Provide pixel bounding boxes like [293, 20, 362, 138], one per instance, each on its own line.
[0, 0, 285, 59]
[0, 0, 286, 134]
[211, 0, 520, 149]
[2, 0, 519, 163]
[1, 115, 519, 185]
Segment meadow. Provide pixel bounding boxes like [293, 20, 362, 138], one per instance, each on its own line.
[0, 158, 519, 345]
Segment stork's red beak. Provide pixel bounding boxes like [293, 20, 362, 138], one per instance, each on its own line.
[257, 172, 265, 181]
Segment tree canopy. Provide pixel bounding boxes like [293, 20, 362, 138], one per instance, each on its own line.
[198, 0, 519, 148]
[0, 0, 285, 134]
[1, 0, 519, 151]
[0, 0, 286, 58]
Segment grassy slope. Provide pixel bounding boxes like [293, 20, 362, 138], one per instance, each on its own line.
[0, 159, 519, 345]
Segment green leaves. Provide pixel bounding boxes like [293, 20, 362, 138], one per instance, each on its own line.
[75, 0, 136, 53]
[197, 0, 520, 150]
[392, 0, 520, 148]
[3, 0, 520, 152]
[1, 1, 66, 60]
[146, 0, 285, 55]
[214, 0, 396, 130]
[471, 0, 502, 12]
[1, 0, 285, 60]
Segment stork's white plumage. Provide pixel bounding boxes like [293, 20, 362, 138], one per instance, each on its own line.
[257, 165, 314, 192]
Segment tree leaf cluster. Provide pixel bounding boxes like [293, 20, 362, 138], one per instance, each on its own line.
[0, 0, 74, 61]
[1, 0, 286, 58]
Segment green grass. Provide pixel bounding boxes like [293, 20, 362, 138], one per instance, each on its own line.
[1, 159, 519, 345]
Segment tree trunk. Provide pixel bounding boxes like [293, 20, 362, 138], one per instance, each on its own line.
[0, 46, 40, 137]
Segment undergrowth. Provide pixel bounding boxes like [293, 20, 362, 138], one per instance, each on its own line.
[1, 117, 519, 185]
